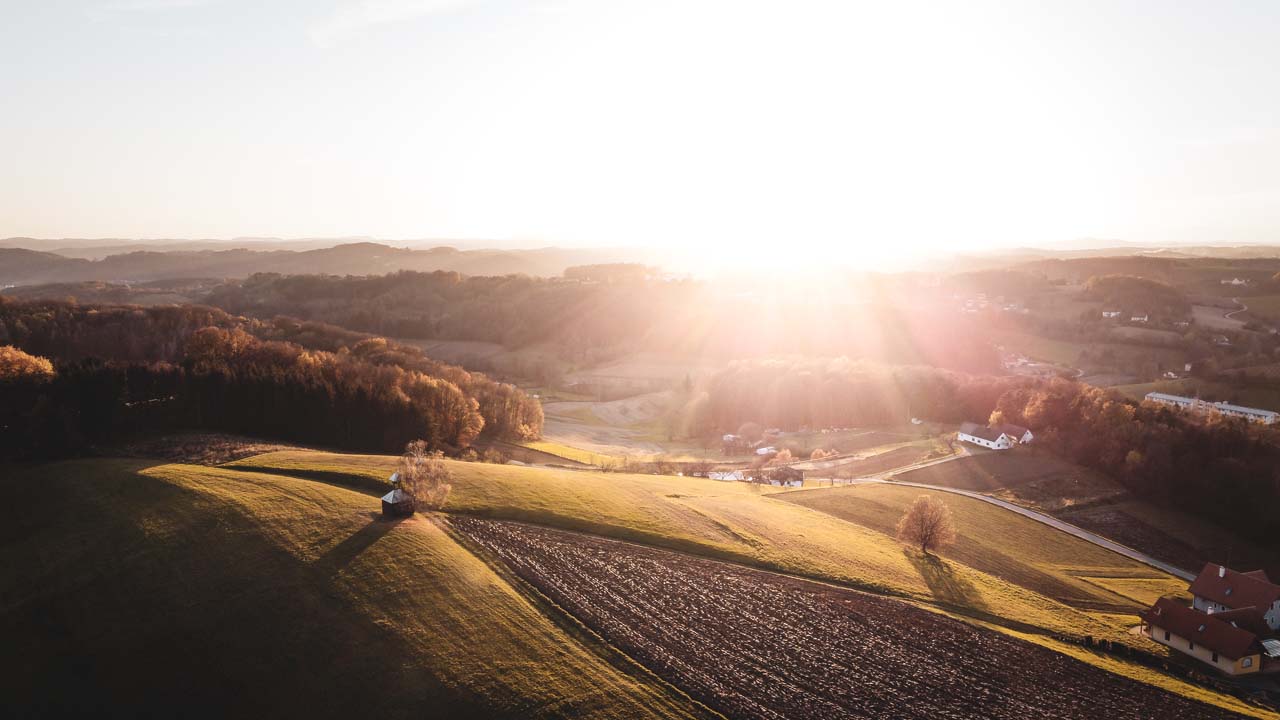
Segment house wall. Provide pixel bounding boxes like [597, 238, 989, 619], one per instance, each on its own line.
[957, 432, 1012, 450]
[1193, 596, 1280, 630]
[1148, 625, 1260, 675]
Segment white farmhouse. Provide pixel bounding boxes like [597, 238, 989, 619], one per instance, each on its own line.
[956, 422, 1015, 450]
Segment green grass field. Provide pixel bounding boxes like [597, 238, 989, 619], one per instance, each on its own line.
[0, 460, 708, 720]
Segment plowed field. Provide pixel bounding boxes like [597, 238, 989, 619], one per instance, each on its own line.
[453, 517, 1239, 720]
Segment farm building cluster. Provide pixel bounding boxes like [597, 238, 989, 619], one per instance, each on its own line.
[956, 422, 1033, 451]
[1142, 564, 1280, 676]
[1144, 392, 1279, 425]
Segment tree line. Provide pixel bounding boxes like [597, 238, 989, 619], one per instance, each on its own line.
[203, 270, 1001, 374]
[992, 378, 1280, 547]
[700, 357, 1030, 433]
[0, 299, 543, 459]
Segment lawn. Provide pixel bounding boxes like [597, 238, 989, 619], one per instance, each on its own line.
[230, 451, 1147, 641]
[892, 450, 1125, 512]
[0, 460, 706, 720]
[781, 482, 1186, 613]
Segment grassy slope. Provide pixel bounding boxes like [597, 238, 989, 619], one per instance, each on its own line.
[780, 483, 1187, 612]
[231, 452, 1142, 640]
[228, 451, 1271, 718]
[0, 460, 708, 720]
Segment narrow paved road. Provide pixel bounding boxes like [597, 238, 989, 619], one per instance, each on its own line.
[1225, 297, 1248, 321]
[808, 470, 1195, 581]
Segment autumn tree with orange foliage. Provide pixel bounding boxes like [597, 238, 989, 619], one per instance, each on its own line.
[896, 495, 957, 555]
[0, 346, 54, 382]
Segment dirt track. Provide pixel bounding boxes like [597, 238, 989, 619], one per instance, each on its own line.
[452, 517, 1241, 720]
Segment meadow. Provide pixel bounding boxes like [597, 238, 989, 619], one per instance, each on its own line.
[0, 460, 707, 719]
[231, 451, 1160, 640]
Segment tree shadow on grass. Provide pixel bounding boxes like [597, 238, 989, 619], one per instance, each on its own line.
[313, 516, 402, 576]
[906, 549, 988, 612]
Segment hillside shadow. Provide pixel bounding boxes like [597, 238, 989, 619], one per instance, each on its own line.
[906, 550, 987, 612]
[314, 517, 401, 576]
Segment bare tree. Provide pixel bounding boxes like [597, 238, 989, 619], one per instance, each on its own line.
[398, 440, 453, 510]
[896, 495, 957, 555]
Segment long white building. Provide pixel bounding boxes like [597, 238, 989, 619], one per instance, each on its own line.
[1144, 392, 1279, 425]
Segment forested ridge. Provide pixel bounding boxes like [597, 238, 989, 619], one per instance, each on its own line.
[0, 299, 541, 458]
[204, 271, 1001, 373]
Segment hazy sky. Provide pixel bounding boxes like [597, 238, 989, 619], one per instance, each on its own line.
[3, 1, 1280, 264]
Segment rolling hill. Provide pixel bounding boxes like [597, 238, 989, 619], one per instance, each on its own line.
[0, 460, 708, 719]
[2, 450, 1273, 718]
[0, 242, 648, 285]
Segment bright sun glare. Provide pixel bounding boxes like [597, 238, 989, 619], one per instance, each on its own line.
[4, 1, 1280, 265]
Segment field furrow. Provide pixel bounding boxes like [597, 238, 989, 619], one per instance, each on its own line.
[453, 516, 1241, 720]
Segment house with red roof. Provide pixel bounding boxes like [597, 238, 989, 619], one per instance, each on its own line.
[1189, 563, 1280, 631]
[1142, 598, 1265, 675]
[1141, 563, 1280, 675]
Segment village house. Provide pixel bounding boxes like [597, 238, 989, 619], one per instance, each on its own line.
[1221, 277, 1251, 286]
[1142, 598, 1266, 675]
[1101, 310, 1122, 319]
[1130, 313, 1150, 323]
[1190, 564, 1280, 630]
[956, 422, 1032, 450]
[1142, 564, 1280, 675]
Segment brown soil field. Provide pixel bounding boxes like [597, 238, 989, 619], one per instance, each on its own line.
[452, 517, 1240, 720]
[895, 450, 1124, 512]
[824, 446, 934, 478]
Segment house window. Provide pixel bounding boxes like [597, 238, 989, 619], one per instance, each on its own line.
[1163, 631, 1170, 641]
[1212, 652, 1219, 663]
[1244, 657, 1253, 668]
[1189, 641, 1195, 650]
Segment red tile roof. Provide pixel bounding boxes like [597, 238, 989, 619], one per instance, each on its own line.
[1142, 598, 1263, 661]
[1189, 563, 1280, 611]
[1210, 607, 1272, 637]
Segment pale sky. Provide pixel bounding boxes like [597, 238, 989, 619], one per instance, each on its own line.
[3, 1, 1280, 265]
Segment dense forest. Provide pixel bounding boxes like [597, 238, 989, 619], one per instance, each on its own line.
[0, 299, 541, 459]
[1083, 274, 1190, 318]
[203, 271, 1001, 373]
[701, 357, 1029, 433]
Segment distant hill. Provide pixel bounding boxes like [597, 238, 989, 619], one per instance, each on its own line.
[0, 241, 649, 284]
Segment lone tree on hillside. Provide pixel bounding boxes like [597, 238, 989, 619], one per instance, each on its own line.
[398, 440, 453, 511]
[896, 495, 957, 555]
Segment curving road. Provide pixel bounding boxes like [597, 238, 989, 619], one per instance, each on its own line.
[1225, 297, 1248, 321]
[807, 464, 1195, 581]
